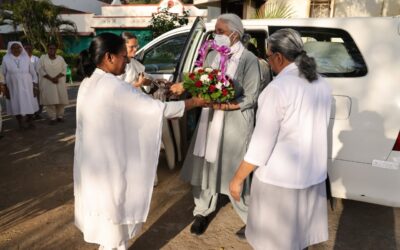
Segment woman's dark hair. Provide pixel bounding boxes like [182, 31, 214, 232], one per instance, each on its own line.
[79, 32, 125, 77]
[121, 31, 137, 43]
[267, 28, 318, 82]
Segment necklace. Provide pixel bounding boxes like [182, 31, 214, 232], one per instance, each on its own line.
[13, 59, 20, 69]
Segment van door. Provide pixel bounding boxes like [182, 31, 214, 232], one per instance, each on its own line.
[136, 18, 206, 169]
[175, 17, 206, 82]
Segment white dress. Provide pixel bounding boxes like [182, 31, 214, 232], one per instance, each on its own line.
[74, 68, 184, 248]
[38, 55, 69, 105]
[1, 42, 38, 116]
[244, 63, 332, 249]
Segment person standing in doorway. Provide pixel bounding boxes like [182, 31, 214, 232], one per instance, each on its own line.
[118, 32, 150, 88]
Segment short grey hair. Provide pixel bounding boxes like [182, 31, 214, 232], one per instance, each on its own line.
[267, 28, 318, 82]
[217, 13, 244, 38]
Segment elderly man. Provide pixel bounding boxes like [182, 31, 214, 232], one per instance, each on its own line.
[175, 13, 261, 237]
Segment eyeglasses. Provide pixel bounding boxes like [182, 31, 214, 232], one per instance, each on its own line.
[127, 45, 139, 50]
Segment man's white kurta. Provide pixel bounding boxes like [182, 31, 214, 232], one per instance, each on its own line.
[38, 55, 69, 105]
[1, 41, 38, 115]
[74, 68, 184, 247]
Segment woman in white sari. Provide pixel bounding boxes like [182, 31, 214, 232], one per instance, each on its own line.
[1, 41, 38, 129]
[74, 33, 204, 250]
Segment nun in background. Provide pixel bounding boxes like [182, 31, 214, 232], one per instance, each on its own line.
[1, 41, 38, 129]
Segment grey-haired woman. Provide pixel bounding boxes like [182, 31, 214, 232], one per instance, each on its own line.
[230, 28, 331, 249]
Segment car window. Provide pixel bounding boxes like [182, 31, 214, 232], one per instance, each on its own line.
[269, 27, 368, 77]
[143, 34, 188, 74]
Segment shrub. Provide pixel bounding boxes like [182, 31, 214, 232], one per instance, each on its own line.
[148, 7, 189, 38]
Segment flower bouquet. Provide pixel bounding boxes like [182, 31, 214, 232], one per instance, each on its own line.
[182, 40, 234, 103]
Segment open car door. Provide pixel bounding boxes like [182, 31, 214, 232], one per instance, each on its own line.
[135, 17, 206, 170]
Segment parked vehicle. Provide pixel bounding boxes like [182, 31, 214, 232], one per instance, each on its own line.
[136, 17, 400, 207]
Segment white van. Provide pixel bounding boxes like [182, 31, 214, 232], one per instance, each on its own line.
[136, 17, 400, 208]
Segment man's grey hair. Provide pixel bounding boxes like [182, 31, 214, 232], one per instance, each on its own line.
[217, 13, 244, 38]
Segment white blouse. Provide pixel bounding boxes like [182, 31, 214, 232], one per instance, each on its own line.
[244, 63, 332, 189]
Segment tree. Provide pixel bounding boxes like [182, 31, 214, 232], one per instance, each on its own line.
[254, 0, 294, 19]
[0, 0, 77, 52]
[148, 7, 189, 38]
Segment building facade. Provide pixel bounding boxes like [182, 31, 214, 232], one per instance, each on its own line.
[195, 0, 400, 20]
[0, 0, 206, 53]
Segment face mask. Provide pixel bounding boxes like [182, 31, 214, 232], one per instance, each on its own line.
[214, 33, 232, 47]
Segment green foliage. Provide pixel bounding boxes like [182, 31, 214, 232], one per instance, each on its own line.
[60, 53, 82, 81]
[254, 0, 294, 19]
[182, 67, 235, 103]
[148, 7, 189, 38]
[0, 50, 6, 64]
[0, 0, 77, 52]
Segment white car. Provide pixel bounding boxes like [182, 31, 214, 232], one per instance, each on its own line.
[136, 17, 400, 208]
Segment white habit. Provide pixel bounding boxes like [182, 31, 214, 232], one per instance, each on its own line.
[244, 63, 332, 249]
[1, 41, 38, 115]
[74, 68, 184, 248]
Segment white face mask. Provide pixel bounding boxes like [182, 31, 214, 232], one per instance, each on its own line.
[214, 33, 232, 47]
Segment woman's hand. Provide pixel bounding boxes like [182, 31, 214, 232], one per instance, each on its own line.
[229, 177, 244, 202]
[170, 82, 185, 96]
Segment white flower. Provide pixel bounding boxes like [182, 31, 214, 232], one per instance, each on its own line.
[217, 72, 221, 76]
[216, 82, 223, 90]
[194, 67, 203, 73]
[200, 74, 209, 83]
[204, 67, 213, 73]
